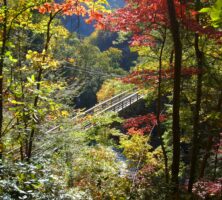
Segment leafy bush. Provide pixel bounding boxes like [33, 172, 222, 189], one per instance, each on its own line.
[0, 159, 66, 200]
[73, 145, 130, 200]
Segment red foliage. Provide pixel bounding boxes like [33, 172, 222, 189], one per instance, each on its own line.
[85, 10, 104, 24]
[121, 67, 201, 86]
[123, 113, 166, 135]
[134, 164, 157, 187]
[98, 0, 222, 46]
[192, 179, 222, 199]
[38, 0, 83, 15]
[38, 1, 87, 16]
[213, 132, 222, 155]
[37, 0, 105, 24]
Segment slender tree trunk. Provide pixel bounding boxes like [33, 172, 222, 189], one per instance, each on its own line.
[188, 36, 203, 191]
[0, 0, 8, 160]
[199, 91, 222, 178]
[156, 27, 169, 184]
[26, 12, 58, 160]
[188, 0, 204, 192]
[166, 0, 182, 198]
[17, 28, 27, 161]
[169, 49, 174, 70]
[26, 68, 43, 160]
[213, 91, 222, 179]
[199, 135, 213, 178]
[213, 133, 220, 180]
[20, 142, 24, 161]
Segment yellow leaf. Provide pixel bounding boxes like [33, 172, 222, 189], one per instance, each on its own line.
[61, 110, 69, 117]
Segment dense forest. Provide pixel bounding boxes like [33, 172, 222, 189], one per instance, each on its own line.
[0, 0, 222, 199]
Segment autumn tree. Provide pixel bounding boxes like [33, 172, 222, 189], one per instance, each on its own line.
[188, 0, 204, 192]
[0, 0, 111, 161]
[98, 0, 222, 198]
[166, 0, 182, 198]
[0, 0, 7, 160]
[0, 0, 46, 162]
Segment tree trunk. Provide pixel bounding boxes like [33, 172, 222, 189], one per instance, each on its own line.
[26, 68, 43, 160]
[166, 0, 182, 198]
[199, 135, 213, 178]
[156, 27, 169, 184]
[0, 0, 8, 161]
[188, 0, 203, 192]
[213, 133, 220, 179]
[169, 49, 174, 70]
[199, 91, 222, 178]
[26, 13, 56, 161]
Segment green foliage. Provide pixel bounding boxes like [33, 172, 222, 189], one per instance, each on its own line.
[90, 112, 123, 126]
[200, 0, 222, 27]
[120, 134, 151, 166]
[51, 33, 126, 106]
[86, 112, 123, 146]
[73, 145, 130, 200]
[97, 79, 134, 102]
[0, 159, 66, 200]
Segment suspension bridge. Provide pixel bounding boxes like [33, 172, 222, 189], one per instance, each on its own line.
[6, 88, 143, 158]
[33, 88, 143, 156]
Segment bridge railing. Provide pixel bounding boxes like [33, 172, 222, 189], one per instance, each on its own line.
[73, 88, 136, 120]
[97, 92, 142, 114]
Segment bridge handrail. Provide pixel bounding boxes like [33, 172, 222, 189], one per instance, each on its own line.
[73, 89, 135, 120]
[86, 90, 129, 112]
[96, 92, 140, 115]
